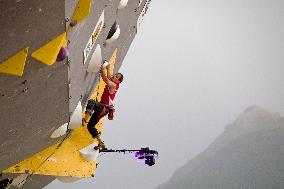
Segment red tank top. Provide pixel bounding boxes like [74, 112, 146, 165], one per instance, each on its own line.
[100, 83, 119, 106]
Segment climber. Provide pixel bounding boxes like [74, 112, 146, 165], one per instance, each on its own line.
[83, 61, 124, 148]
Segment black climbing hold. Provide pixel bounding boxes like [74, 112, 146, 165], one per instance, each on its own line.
[106, 21, 118, 40]
[22, 87, 28, 93]
[69, 20, 77, 27]
[22, 80, 27, 84]
[56, 47, 69, 61]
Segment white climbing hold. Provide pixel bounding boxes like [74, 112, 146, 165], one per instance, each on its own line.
[118, 0, 128, 9]
[102, 60, 109, 68]
[87, 44, 102, 73]
[56, 176, 81, 183]
[68, 101, 82, 130]
[50, 123, 68, 138]
[106, 25, 120, 44]
[79, 142, 100, 162]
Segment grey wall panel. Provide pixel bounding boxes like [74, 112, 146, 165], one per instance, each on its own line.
[66, 0, 107, 113]
[23, 175, 55, 189]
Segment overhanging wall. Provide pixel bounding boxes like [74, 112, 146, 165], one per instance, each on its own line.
[0, 0, 151, 188]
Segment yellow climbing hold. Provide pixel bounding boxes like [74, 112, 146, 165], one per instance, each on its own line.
[0, 48, 28, 77]
[3, 126, 97, 177]
[69, 0, 92, 30]
[31, 32, 67, 66]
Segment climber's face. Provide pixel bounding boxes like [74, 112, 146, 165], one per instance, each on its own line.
[111, 73, 123, 84]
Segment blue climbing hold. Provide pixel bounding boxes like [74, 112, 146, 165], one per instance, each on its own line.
[56, 47, 69, 61]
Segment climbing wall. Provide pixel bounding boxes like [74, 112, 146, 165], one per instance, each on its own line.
[0, 0, 151, 188]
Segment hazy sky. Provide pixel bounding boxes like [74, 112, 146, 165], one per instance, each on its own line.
[46, 0, 284, 188]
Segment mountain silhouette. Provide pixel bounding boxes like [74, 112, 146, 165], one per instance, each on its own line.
[156, 106, 284, 189]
